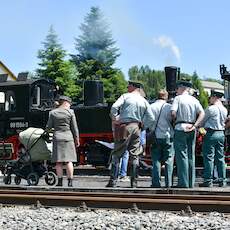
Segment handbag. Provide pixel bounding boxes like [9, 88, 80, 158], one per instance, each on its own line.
[146, 129, 157, 145]
[146, 103, 165, 145]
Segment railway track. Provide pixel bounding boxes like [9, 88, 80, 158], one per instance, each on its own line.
[0, 187, 230, 213]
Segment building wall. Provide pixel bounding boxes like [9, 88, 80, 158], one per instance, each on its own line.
[0, 62, 16, 81]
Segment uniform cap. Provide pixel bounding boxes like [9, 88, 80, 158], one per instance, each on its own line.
[176, 80, 192, 88]
[128, 81, 144, 89]
[210, 90, 224, 98]
[58, 95, 72, 104]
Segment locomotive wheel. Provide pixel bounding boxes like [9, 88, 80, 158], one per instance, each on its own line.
[44, 171, 57, 186]
[14, 176, 21, 185]
[27, 173, 39, 186]
[3, 175, 11, 185]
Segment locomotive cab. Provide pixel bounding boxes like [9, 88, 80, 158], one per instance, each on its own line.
[0, 76, 57, 139]
[0, 74, 57, 161]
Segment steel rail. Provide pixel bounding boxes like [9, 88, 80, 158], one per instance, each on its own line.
[0, 189, 230, 212]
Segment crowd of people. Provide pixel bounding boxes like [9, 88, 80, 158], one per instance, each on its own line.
[47, 80, 228, 189]
[106, 80, 228, 188]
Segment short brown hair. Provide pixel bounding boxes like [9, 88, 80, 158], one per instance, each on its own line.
[158, 89, 168, 100]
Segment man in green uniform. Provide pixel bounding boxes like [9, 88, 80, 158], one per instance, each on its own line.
[171, 81, 205, 188]
[200, 91, 227, 187]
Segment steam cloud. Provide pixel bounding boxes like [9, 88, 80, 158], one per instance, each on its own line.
[153, 35, 181, 62]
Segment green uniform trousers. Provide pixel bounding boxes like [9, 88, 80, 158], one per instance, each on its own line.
[202, 130, 226, 185]
[174, 130, 196, 188]
[151, 138, 174, 187]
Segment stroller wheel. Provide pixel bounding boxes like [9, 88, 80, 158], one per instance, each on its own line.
[27, 173, 39, 186]
[45, 171, 57, 186]
[3, 175, 11, 185]
[14, 176, 21, 185]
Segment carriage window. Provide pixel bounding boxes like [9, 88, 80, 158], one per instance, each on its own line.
[31, 85, 41, 107]
[5, 91, 16, 112]
[0, 91, 16, 112]
[0, 92, 5, 112]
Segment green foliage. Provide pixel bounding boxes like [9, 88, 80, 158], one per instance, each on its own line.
[72, 58, 117, 80]
[102, 71, 127, 102]
[36, 26, 80, 99]
[72, 6, 120, 66]
[36, 26, 66, 81]
[191, 72, 209, 108]
[54, 61, 81, 99]
[128, 66, 209, 108]
[180, 71, 209, 108]
[128, 65, 165, 99]
[71, 6, 125, 102]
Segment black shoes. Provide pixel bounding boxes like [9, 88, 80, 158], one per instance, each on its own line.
[199, 182, 213, 188]
[150, 184, 161, 188]
[218, 181, 227, 187]
[68, 178, 73, 187]
[131, 179, 137, 188]
[106, 180, 117, 188]
[56, 177, 63, 187]
[56, 178, 74, 187]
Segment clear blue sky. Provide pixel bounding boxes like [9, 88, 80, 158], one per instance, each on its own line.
[1, 0, 230, 80]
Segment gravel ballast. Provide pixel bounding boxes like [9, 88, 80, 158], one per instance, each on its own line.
[0, 206, 229, 230]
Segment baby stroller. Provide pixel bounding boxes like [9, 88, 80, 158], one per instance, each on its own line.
[3, 128, 57, 186]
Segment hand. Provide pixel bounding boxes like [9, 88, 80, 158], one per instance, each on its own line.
[184, 124, 196, 132]
[75, 138, 80, 147]
[112, 119, 121, 125]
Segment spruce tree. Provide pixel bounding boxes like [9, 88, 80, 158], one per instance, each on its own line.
[36, 26, 80, 99]
[73, 6, 119, 67]
[71, 6, 126, 102]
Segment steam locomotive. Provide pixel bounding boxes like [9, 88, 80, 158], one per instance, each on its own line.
[0, 73, 113, 169]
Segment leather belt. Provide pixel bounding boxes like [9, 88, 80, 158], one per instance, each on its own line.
[121, 121, 140, 125]
[175, 121, 195, 125]
[206, 128, 224, 132]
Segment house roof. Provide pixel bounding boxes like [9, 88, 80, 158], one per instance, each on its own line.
[0, 61, 17, 80]
[200, 80, 224, 90]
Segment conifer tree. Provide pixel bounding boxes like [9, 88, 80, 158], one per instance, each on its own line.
[36, 26, 80, 99]
[71, 6, 126, 102]
[191, 72, 209, 108]
[72, 6, 119, 67]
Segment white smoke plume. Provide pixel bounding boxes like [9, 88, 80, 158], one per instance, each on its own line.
[153, 35, 181, 62]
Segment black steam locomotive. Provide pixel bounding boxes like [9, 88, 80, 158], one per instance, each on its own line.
[0, 73, 113, 167]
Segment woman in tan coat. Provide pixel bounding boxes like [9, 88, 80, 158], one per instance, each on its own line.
[47, 96, 80, 187]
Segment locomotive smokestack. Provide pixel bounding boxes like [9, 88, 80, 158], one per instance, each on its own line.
[83, 80, 104, 106]
[164, 66, 180, 98]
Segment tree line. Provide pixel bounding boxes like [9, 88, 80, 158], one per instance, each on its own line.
[35, 6, 211, 108]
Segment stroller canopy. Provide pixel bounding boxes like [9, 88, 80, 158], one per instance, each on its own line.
[19, 128, 51, 161]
